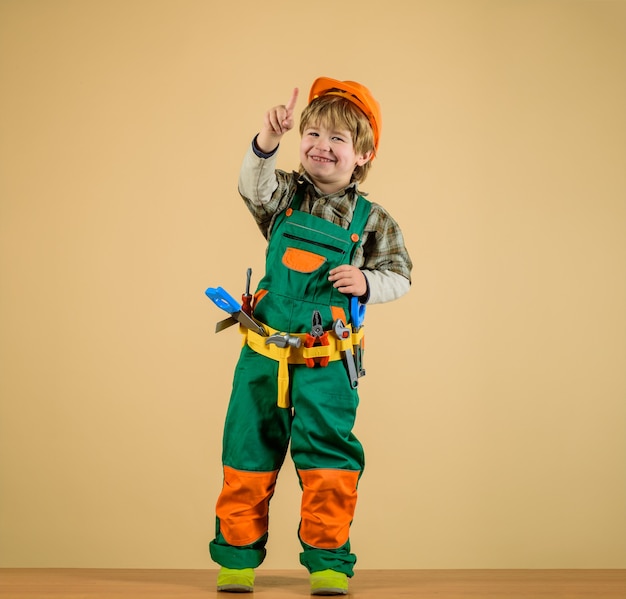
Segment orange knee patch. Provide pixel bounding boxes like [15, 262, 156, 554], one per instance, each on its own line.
[298, 468, 360, 549]
[216, 466, 278, 546]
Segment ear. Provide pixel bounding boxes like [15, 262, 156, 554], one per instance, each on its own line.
[355, 151, 373, 167]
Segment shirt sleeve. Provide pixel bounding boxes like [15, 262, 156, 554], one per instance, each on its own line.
[356, 202, 412, 303]
[238, 139, 295, 239]
[363, 269, 411, 304]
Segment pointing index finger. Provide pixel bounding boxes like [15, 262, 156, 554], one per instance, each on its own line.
[285, 87, 299, 114]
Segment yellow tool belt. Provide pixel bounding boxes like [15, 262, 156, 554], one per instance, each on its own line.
[240, 322, 364, 409]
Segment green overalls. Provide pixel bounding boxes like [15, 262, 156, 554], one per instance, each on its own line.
[209, 189, 371, 577]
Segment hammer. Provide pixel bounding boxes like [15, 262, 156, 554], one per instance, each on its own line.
[265, 333, 302, 349]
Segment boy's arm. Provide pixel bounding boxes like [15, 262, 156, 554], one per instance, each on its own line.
[329, 202, 412, 304]
[238, 138, 280, 206]
[362, 270, 410, 304]
[238, 141, 297, 239]
[328, 264, 410, 304]
[238, 88, 300, 238]
[239, 86, 299, 206]
[359, 203, 413, 304]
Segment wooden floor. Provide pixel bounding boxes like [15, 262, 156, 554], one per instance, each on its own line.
[1, 569, 625, 598]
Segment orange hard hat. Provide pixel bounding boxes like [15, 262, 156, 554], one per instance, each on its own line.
[308, 77, 382, 154]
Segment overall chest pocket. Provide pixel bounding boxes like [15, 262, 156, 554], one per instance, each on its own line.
[281, 221, 350, 273]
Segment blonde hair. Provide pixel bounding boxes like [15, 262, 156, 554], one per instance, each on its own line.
[299, 94, 376, 184]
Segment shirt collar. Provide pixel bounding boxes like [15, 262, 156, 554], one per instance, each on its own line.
[295, 172, 364, 226]
[297, 172, 361, 199]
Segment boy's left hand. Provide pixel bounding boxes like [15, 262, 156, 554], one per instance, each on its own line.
[328, 266, 367, 298]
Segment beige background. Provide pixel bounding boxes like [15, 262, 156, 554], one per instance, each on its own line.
[1, 0, 625, 570]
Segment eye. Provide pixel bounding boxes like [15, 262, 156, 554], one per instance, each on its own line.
[331, 136, 346, 143]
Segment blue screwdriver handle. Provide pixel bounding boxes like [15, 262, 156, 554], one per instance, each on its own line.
[350, 296, 366, 328]
[205, 286, 242, 314]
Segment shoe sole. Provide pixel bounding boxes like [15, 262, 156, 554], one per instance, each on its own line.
[217, 583, 254, 593]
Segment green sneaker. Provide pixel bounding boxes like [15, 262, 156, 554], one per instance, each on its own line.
[217, 567, 255, 593]
[310, 569, 348, 595]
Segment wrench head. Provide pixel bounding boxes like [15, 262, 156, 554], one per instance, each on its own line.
[332, 319, 350, 339]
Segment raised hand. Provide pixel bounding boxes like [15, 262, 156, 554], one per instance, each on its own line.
[257, 87, 299, 153]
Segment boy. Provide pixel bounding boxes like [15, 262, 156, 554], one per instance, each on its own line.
[209, 77, 412, 595]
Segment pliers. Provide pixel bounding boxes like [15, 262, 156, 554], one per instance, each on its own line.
[304, 310, 329, 367]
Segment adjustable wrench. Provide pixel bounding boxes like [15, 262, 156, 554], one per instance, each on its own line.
[332, 319, 359, 389]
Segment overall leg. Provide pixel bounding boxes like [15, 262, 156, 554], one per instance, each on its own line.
[289, 361, 364, 577]
[209, 345, 292, 569]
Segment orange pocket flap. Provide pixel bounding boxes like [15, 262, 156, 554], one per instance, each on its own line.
[282, 247, 327, 273]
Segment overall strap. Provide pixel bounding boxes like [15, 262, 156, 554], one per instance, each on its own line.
[289, 186, 305, 211]
[267, 186, 304, 238]
[348, 195, 371, 238]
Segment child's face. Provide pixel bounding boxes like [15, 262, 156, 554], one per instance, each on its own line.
[300, 122, 372, 194]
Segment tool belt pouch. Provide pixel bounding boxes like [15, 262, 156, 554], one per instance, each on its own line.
[242, 324, 362, 408]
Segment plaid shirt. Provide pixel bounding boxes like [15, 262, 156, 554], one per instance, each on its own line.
[239, 143, 412, 283]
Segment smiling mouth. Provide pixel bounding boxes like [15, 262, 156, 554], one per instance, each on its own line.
[309, 155, 335, 163]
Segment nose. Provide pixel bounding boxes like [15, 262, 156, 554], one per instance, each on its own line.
[313, 134, 331, 151]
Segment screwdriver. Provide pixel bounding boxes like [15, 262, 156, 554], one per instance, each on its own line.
[241, 268, 252, 316]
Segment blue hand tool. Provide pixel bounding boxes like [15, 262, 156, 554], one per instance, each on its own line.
[350, 296, 366, 377]
[350, 296, 366, 329]
[205, 286, 267, 336]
